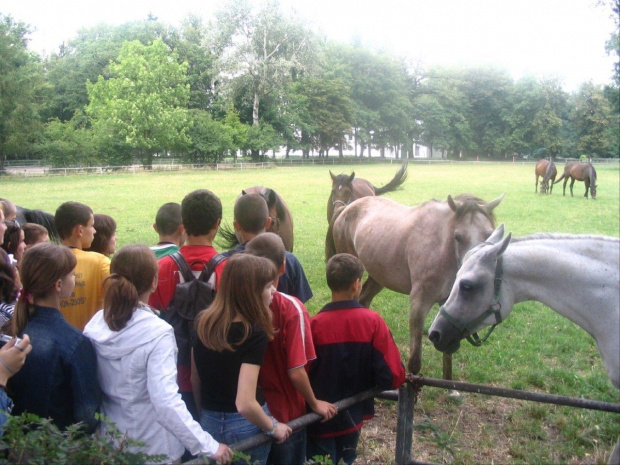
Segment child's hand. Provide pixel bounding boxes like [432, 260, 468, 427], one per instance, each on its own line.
[311, 400, 338, 422]
[273, 422, 292, 443]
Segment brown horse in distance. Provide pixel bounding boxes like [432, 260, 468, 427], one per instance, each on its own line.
[326, 193, 503, 374]
[534, 159, 557, 194]
[218, 186, 295, 252]
[326, 163, 408, 223]
[554, 161, 597, 199]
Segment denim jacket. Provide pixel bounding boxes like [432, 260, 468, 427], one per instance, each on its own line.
[11, 305, 101, 432]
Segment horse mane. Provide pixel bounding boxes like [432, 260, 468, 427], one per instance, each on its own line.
[588, 163, 597, 186]
[512, 232, 618, 243]
[16, 206, 60, 243]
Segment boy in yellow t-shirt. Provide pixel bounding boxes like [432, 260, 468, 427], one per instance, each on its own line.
[55, 202, 110, 330]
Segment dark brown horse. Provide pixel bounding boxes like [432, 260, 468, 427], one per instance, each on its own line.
[326, 163, 408, 223]
[15, 206, 59, 242]
[326, 193, 503, 374]
[218, 186, 295, 252]
[554, 162, 597, 199]
[534, 159, 557, 194]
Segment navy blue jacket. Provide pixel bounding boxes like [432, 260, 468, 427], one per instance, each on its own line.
[11, 305, 101, 432]
[224, 243, 313, 303]
[308, 300, 406, 438]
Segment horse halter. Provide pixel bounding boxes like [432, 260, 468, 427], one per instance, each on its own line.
[438, 257, 504, 347]
[331, 186, 352, 208]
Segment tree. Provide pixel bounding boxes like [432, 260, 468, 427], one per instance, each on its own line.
[86, 39, 190, 166]
[571, 82, 614, 157]
[211, 0, 314, 160]
[44, 20, 170, 122]
[0, 15, 46, 169]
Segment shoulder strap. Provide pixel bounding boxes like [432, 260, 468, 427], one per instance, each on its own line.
[169, 252, 195, 283]
[199, 253, 227, 281]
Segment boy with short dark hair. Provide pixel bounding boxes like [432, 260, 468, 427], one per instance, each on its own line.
[54, 201, 110, 331]
[307, 253, 406, 465]
[23, 223, 49, 249]
[149, 189, 225, 419]
[224, 194, 313, 303]
[150, 202, 186, 259]
[245, 233, 336, 465]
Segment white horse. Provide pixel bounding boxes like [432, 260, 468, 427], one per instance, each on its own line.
[428, 224, 620, 463]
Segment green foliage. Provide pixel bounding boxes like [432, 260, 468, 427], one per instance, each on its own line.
[86, 39, 190, 165]
[0, 14, 46, 167]
[0, 412, 166, 464]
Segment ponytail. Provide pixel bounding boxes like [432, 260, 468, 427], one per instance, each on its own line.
[102, 245, 158, 332]
[103, 274, 139, 331]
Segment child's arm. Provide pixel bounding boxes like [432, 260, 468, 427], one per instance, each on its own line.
[236, 363, 292, 443]
[288, 366, 337, 421]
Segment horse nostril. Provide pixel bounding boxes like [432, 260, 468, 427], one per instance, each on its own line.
[428, 330, 440, 343]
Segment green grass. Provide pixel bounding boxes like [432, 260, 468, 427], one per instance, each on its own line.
[3, 161, 619, 463]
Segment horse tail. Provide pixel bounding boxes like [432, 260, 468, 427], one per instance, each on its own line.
[373, 163, 408, 196]
[215, 222, 239, 251]
[325, 205, 346, 262]
[553, 173, 566, 184]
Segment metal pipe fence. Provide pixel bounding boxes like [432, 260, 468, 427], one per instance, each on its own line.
[184, 375, 618, 464]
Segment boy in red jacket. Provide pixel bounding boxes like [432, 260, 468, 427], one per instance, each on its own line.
[245, 233, 336, 465]
[307, 253, 406, 465]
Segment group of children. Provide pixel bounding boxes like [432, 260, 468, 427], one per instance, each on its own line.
[0, 191, 405, 465]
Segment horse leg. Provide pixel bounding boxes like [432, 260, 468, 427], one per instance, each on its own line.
[535, 174, 539, 193]
[584, 180, 590, 199]
[359, 275, 384, 308]
[549, 176, 555, 194]
[408, 290, 435, 375]
[563, 178, 568, 196]
[569, 178, 575, 197]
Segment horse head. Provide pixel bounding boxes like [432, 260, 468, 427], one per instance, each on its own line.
[540, 180, 548, 194]
[447, 193, 503, 266]
[329, 171, 356, 208]
[428, 224, 512, 354]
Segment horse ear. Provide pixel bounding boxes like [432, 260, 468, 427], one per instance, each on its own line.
[241, 190, 247, 196]
[329, 171, 336, 182]
[447, 195, 457, 212]
[485, 193, 505, 213]
[348, 172, 355, 183]
[491, 232, 511, 258]
[487, 224, 505, 244]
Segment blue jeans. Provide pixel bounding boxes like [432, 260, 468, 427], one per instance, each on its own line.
[306, 430, 361, 465]
[200, 405, 272, 465]
[268, 427, 306, 465]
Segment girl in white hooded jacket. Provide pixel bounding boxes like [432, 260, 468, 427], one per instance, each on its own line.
[84, 244, 232, 464]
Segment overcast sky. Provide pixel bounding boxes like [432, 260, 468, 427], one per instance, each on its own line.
[2, 0, 617, 91]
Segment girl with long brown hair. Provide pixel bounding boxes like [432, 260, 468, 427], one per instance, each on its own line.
[191, 253, 292, 465]
[83, 244, 232, 464]
[10, 242, 101, 432]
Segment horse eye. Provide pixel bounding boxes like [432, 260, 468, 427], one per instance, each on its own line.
[460, 280, 475, 292]
[455, 233, 463, 243]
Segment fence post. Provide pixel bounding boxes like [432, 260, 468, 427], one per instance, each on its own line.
[395, 383, 415, 464]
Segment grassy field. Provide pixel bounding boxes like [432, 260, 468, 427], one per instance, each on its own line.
[3, 161, 619, 464]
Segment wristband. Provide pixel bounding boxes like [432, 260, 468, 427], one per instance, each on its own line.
[263, 416, 278, 437]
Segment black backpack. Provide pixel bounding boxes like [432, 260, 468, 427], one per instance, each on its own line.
[165, 252, 226, 366]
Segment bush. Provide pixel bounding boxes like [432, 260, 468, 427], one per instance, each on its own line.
[0, 412, 167, 464]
